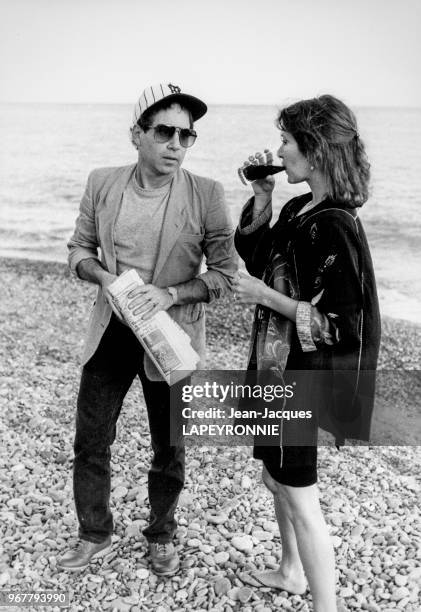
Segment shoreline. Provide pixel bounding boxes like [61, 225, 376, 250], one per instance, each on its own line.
[2, 254, 421, 333]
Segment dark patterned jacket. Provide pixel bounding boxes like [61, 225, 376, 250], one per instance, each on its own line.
[235, 193, 381, 443]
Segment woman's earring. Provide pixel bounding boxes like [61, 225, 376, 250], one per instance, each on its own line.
[310, 165, 315, 171]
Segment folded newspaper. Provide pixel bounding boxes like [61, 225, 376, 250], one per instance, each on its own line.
[107, 269, 200, 385]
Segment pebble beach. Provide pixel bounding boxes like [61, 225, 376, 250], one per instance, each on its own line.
[1, 257, 420, 612]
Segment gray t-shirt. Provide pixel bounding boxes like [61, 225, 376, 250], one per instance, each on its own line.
[115, 174, 171, 283]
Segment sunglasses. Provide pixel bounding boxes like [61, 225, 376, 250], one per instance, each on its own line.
[148, 124, 197, 148]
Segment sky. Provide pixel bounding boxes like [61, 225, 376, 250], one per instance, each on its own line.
[0, 0, 420, 107]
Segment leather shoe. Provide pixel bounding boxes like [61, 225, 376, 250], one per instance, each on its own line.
[57, 537, 112, 571]
[149, 542, 179, 576]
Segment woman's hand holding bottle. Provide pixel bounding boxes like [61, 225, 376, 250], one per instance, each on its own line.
[238, 149, 277, 217]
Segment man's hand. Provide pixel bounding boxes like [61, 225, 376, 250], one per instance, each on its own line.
[127, 285, 174, 321]
[76, 259, 127, 324]
[233, 270, 269, 305]
[100, 272, 126, 324]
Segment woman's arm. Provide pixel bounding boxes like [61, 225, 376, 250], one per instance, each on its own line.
[234, 210, 364, 353]
[234, 169, 276, 277]
[234, 197, 273, 277]
[306, 212, 363, 350]
[234, 271, 298, 320]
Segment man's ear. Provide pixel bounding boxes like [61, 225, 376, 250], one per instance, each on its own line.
[131, 124, 142, 150]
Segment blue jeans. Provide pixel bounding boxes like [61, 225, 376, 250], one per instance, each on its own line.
[73, 315, 185, 544]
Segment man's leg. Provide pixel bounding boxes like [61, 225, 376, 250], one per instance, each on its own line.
[58, 317, 142, 571]
[138, 372, 185, 544]
[73, 318, 141, 542]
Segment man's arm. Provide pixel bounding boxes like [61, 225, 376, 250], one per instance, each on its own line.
[126, 277, 208, 320]
[173, 278, 208, 304]
[195, 180, 238, 300]
[76, 258, 126, 322]
[68, 172, 126, 321]
[67, 171, 102, 276]
[77, 257, 115, 287]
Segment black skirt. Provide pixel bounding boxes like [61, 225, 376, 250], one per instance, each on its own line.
[254, 444, 318, 487]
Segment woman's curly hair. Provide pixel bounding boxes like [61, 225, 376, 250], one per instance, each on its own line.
[278, 95, 370, 207]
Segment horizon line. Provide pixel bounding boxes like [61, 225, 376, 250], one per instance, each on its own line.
[1, 100, 421, 110]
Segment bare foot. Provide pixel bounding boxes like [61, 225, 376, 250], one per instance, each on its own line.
[253, 569, 307, 594]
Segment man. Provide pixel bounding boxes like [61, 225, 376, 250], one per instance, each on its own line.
[58, 83, 237, 575]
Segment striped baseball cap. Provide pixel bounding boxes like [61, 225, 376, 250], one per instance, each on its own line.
[133, 83, 207, 126]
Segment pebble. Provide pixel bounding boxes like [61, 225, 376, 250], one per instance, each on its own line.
[350, 525, 364, 539]
[205, 511, 228, 525]
[400, 476, 418, 491]
[125, 523, 140, 538]
[252, 529, 273, 541]
[241, 475, 253, 489]
[189, 522, 201, 531]
[394, 574, 408, 586]
[391, 586, 410, 601]
[113, 486, 128, 499]
[135, 568, 149, 580]
[214, 577, 231, 595]
[135, 487, 148, 504]
[187, 538, 201, 548]
[408, 567, 421, 583]
[55, 452, 68, 464]
[214, 551, 230, 564]
[262, 520, 278, 533]
[178, 491, 194, 507]
[227, 587, 240, 601]
[152, 593, 165, 603]
[175, 589, 188, 601]
[49, 490, 66, 503]
[106, 598, 131, 612]
[339, 586, 354, 598]
[232, 535, 253, 554]
[238, 586, 252, 603]
[203, 554, 216, 566]
[200, 544, 213, 554]
[239, 572, 261, 587]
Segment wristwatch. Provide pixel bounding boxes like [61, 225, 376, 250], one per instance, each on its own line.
[167, 286, 178, 305]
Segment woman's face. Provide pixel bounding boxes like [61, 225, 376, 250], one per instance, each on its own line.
[277, 130, 312, 184]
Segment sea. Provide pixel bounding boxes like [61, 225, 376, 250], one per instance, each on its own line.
[1, 103, 420, 324]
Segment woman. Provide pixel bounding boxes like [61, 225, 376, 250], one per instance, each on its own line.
[234, 95, 380, 612]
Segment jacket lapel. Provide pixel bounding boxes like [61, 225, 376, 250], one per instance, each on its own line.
[98, 164, 136, 274]
[152, 169, 187, 283]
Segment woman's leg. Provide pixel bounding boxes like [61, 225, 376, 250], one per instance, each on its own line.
[262, 466, 337, 612]
[254, 466, 306, 592]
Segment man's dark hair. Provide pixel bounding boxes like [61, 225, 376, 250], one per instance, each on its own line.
[138, 99, 194, 131]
